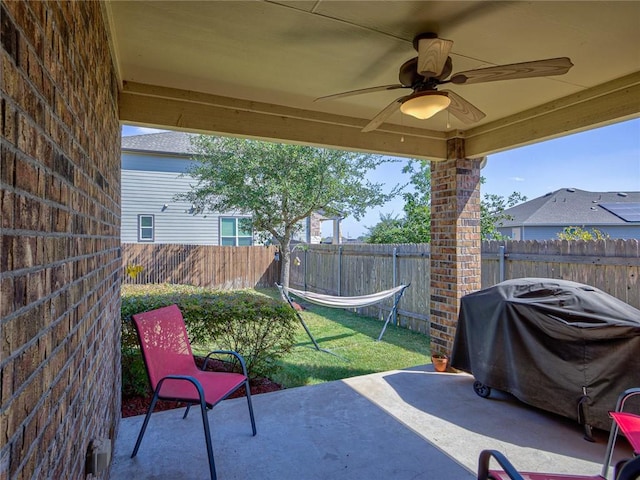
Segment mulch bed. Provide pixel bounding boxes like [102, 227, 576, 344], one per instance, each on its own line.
[122, 357, 284, 418]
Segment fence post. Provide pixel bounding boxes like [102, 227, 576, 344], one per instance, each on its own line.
[393, 246, 398, 326]
[338, 246, 342, 296]
[499, 245, 505, 283]
[304, 248, 308, 291]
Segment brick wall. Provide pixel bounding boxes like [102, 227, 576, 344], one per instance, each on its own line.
[429, 138, 481, 353]
[1, 1, 121, 479]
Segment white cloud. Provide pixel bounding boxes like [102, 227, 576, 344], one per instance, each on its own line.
[509, 176, 525, 182]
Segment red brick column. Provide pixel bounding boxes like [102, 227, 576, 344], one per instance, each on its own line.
[429, 138, 481, 354]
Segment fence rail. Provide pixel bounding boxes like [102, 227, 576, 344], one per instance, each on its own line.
[121, 243, 280, 289]
[121, 240, 639, 336]
[482, 239, 640, 308]
[289, 240, 640, 334]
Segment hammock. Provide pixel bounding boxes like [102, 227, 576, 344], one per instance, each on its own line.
[284, 285, 407, 309]
[277, 284, 410, 351]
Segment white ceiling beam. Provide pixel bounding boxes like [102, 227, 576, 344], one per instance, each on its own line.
[119, 82, 449, 161]
[119, 75, 640, 162]
[463, 73, 640, 158]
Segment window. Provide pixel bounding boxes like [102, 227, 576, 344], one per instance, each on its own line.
[220, 217, 252, 246]
[138, 215, 154, 242]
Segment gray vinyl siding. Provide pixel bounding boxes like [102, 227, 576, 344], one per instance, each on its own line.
[599, 225, 640, 239]
[122, 152, 197, 173]
[122, 169, 223, 244]
[497, 224, 640, 240]
[122, 149, 311, 245]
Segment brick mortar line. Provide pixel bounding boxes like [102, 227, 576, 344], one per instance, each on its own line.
[1, 146, 121, 222]
[0, 237, 119, 278]
[0, 249, 121, 283]
[0, 251, 121, 328]
[3, 166, 121, 221]
[0, 257, 121, 391]
[2, 286, 120, 475]
[41, 296, 120, 472]
[7, 2, 107, 171]
[0, 228, 120, 242]
[2, 50, 121, 214]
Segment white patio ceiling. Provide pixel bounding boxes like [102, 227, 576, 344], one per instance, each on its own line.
[104, 1, 640, 161]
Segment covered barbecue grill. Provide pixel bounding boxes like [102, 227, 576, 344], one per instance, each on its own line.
[451, 278, 640, 436]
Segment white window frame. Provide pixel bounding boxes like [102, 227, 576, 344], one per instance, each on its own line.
[138, 214, 155, 242]
[220, 217, 253, 246]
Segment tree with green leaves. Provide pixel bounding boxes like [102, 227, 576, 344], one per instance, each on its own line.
[481, 187, 528, 240]
[557, 226, 610, 241]
[365, 213, 406, 244]
[400, 160, 432, 243]
[366, 160, 526, 243]
[178, 136, 400, 287]
[366, 160, 430, 244]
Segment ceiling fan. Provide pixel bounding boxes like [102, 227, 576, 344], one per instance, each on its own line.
[315, 33, 573, 132]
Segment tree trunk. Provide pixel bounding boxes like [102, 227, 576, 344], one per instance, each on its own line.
[279, 235, 292, 288]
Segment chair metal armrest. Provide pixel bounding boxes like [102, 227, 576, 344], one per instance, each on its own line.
[155, 374, 206, 402]
[478, 450, 526, 480]
[616, 388, 640, 412]
[203, 350, 249, 377]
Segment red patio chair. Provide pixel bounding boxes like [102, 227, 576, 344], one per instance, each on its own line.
[477, 452, 640, 480]
[478, 388, 640, 480]
[610, 413, 640, 457]
[130, 304, 257, 480]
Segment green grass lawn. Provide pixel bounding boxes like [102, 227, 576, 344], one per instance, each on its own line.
[258, 289, 433, 388]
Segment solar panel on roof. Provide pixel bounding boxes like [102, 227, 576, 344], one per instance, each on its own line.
[600, 203, 640, 222]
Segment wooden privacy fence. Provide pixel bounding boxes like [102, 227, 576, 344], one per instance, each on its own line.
[482, 239, 640, 308]
[121, 240, 639, 335]
[121, 243, 280, 289]
[288, 243, 432, 335]
[289, 240, 640, 335]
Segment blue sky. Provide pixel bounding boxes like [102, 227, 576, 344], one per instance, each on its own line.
[122, 118, 640, 238]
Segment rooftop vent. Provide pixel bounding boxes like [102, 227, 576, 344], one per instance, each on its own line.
[618, 192, 628, 197]
[566, 188, 576, 193]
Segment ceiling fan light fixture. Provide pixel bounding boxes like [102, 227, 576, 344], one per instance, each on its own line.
[400, 92, 451, 120]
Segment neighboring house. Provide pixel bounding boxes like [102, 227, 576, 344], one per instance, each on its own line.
[495, 188, 640, 240]
[121, 131, 322, 245]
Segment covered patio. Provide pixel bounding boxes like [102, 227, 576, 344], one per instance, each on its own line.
[110, 366, 633, 479]
[106, 0, 640, 356]
[1, 1, 639, 479]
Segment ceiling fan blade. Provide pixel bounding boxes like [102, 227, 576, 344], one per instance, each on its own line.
[361, 97, 405, 132]
[417, 37, 453, 77]
[440, 90, 486, 124]
[315, 84, 406, 102]
[449, 57, 573, 85]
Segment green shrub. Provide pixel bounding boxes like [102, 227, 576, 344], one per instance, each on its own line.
[121, 284, 298, 396]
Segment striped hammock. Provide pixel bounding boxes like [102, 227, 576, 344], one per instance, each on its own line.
[284, 285, 408, 309]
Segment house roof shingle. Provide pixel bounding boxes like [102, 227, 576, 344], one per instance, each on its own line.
[121, 131, 198, 155]
[500, 188, 640, 226]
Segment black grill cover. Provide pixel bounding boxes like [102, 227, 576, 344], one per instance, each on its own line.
[451, 278, 640, 430]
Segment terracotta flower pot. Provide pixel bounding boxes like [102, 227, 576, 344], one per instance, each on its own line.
[431, 355, 448, 372]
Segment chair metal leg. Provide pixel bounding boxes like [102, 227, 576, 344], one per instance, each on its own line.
[245, 379, 257, 436]
[183, 403, 193, 419]
[199, 397, 217, 480]
[131, 391, 161, 458]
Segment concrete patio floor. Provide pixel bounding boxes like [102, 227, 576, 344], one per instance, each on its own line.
[110, 365, 632, 479]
